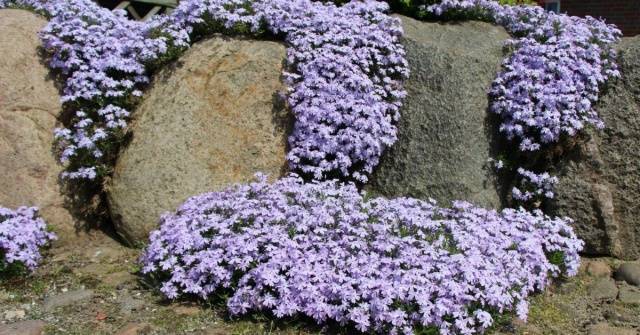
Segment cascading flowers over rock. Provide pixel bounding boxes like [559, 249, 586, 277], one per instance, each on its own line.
[430, 0, 620, 151]
[0, 0, 408, 183]
[0, 0, 621, 201]
[0, 207, 56, 272]
[427, 0, 621, 203]
[142, 174, 583, 334]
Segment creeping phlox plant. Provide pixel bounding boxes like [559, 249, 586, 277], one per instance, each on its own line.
[1, 0, 621, 202]
[142, 174, 583, 334]
[512, 168, 558, 202]
[0, 0, 407, 183]
[0, 207, 56, 272]
[429, 0, 620, 150]
[427, 0, 621, 203]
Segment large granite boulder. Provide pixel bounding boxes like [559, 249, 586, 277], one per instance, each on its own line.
[549, 37, 640, 260]
[0, 10, 75, 241]
[108, 37, 289, 245]
[368, 16, 508, 208]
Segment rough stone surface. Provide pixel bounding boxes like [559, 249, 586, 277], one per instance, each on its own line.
[368, 16, 508, 208]
[586, 260, 613, 278]
[0, 9, 74, 240]
[548, 36, 640, 259]
[119, 295, 145, 315]
[0, 320, 46, 335]
[588, 323, 637, 335]
[115, 323, 151, 335]
[108, 37, 289, 244]
[603, 306, 639, 325]
[589, 278, 619, 301]
[618, 284, 640, 305]
[2, 310, 25, 321]
[615, 263, 640, 286]
[43, 289, 94, 311]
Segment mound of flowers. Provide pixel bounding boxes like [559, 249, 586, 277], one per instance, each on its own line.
[0, 206, 56, 273]
[141, 174, 582, 334]
[427, 0, 621, 203]
[0, 0, 407, 183]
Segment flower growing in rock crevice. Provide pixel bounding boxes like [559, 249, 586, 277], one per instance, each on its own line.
[512, 167, 558, 201]
[428, 0, 620, 204]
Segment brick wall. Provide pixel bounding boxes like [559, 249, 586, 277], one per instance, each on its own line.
[559, 0, 640, 37]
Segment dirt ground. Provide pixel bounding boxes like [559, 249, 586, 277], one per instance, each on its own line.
[0, 232, 638, 335]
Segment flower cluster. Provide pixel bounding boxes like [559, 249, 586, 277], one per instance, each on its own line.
[2, 0, 182, 179]
[261, 1, 408, 182]
[428, 0, 620, 201]
[142, 174, 582, 334]
[161, 0, 408, 182]
[0, 206, 56, 271]
[512, 168, 558, 201]
[1, 0, 407, 183]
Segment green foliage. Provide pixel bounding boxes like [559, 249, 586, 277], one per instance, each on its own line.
[0, 253, 28, 280]
[387, 0, 438, 18]
[547, 251, 566, 268]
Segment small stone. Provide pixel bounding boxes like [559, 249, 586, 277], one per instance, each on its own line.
[615, 263, 640, 286]
[588, 322, 637, 335]
[119, 295, 145, 315]
[618, 284, 640, 305]
[103, 271, 136, 288]
[43, 289, 94, 311]
[0, 320, 46, 335]
[589, 278, 619, 301]
[603, 306, 637, 324]
[556, 281, 580, 295]
[115, 323, 151, 335]
[2, 310, 25, 321]
[586, 261, 613, 278]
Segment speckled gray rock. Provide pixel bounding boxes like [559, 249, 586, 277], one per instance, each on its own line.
[108, 37, 289, 244]
[618, 284, 640, 305]
[0, 10, 75, 241]
[585, 260, 613, 278]
[368, 16, 508, 208]
[589, 278, 619, 301]
[548, 37, 640, 260]
[588, 323, 637, 335]
[0, 320, 46, 335]
[615, 263, 640, 286]
[43, 289, 94, 311]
